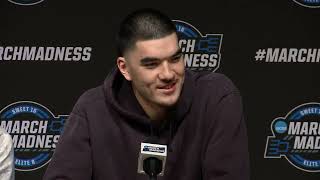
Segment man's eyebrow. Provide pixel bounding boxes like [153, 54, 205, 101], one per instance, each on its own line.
[140, 48, 183, 65]
[140, 57, 160, 65]
[171, 48, 183, 58]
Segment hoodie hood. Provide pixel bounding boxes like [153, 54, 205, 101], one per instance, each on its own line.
[103, 67, 195, 134]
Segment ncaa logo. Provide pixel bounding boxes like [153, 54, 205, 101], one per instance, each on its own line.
[173, 20, 223, 72]
[293, 0, 320, 8]
[8, 0, 44, 6]
[265, 102, 320, 172]
[0, 101, 67, 171]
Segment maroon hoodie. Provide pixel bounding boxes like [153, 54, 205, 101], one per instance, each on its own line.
[43, 68, 250, 180]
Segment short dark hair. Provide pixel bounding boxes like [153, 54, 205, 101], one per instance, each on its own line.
[116, 8, 177, 57]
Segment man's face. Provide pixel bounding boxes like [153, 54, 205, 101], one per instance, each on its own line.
[121, 33, 185, 109]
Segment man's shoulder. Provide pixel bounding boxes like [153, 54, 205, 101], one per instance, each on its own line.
[187, 71, 239, 95]
[74, 85, 105, 109]
[0, 127, 9, 136]
[0, 127, 12, 148]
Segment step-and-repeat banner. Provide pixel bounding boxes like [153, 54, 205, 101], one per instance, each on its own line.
[1, 0, 319, 179]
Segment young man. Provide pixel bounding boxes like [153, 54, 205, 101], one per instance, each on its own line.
[44, 9, 250, 180]
[0, 127, 15, 180]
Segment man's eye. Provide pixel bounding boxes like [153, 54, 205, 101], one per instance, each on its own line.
[171, 54, 182, 62]
[144, 62, 159, 68]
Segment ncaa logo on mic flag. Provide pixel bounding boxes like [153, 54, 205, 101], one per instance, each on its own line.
[8, 0, 44, 6]
[143, 146, 166, 153]
[173, 20, 223, 72]
[0, 101, 67, 171]
[265, 103, 320, 172]
[292, 0, 320, 8]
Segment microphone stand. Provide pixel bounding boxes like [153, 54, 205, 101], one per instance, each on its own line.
[143, 157, 162, 180]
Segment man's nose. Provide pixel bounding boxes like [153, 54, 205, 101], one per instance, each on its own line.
[158, 61, 174, 81]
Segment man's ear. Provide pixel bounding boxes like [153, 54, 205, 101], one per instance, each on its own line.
[117, 57, 132, 81]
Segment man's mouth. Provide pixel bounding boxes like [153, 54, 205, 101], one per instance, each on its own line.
[162, 83, 175, 89]
[159, 81, 176, 89]
[158, 82, 177, 95]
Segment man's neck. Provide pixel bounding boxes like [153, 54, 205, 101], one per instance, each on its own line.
[133, 90, 167, 122]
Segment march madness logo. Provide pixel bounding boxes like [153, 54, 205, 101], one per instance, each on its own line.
[0, 101, 67, 171]
[293, 0, 320, 8]
[265, 103, 320, 172]
[174, 20, 223, 72]
[8, 0, 44, 6]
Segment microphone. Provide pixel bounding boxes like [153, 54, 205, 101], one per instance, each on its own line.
[137, 142, 167, 180]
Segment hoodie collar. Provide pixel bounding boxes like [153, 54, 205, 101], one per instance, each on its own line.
[103, 67, 195, 128]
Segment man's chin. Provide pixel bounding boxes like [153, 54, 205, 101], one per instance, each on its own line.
[156, 97, 179, 108]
